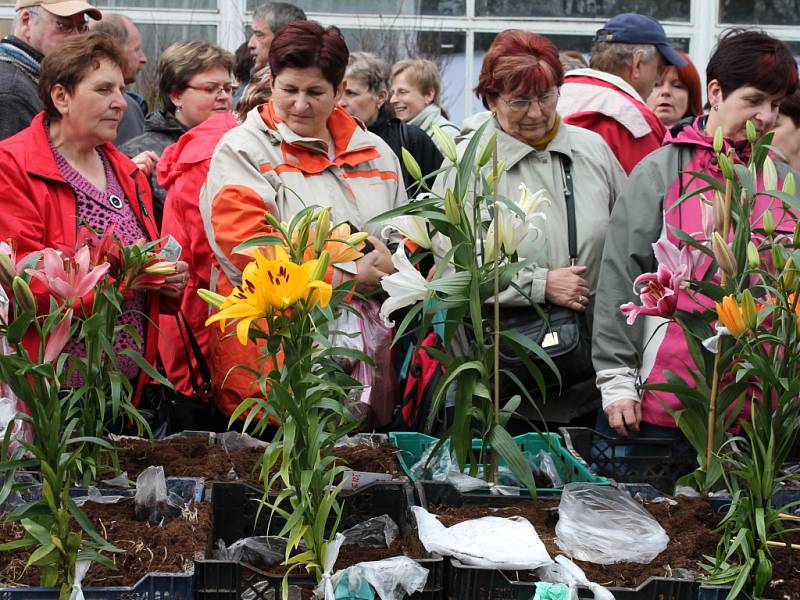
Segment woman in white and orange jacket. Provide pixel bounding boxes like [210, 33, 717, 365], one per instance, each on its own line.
[199, 21, 407, 419]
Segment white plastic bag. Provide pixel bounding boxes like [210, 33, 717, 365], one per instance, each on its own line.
[536, 555, 614, 600]
[411, 506, 552, 570]
[323, 556, 429, 600]
[0, 286, 33, 456]
[555, 483, 669, 564]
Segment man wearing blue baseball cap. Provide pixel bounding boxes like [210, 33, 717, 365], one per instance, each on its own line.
[558, 13, 688, 174]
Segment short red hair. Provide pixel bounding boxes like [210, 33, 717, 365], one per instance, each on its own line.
[672, 49, 703, 119]
[475, 30, 564, 110]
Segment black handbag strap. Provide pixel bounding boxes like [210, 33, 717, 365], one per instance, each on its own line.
[175, 311, 213, 403]
[562, 156, 578, 265]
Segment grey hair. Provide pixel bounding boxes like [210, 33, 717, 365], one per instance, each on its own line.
[346, 51, 390, 94]
[89, 14, 130, 45]
[252, 2, 306, 33]
[590, 39, 658, 76]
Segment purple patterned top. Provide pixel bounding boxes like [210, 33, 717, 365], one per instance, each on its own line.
[49, 134, 148, 382]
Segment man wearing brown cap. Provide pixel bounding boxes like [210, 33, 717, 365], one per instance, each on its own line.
[0, 0, 101, 140]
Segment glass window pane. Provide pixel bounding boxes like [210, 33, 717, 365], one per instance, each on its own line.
[340, 28, 467, 123]
[247, 0, 465, 16]
[476, 0, 689, 21]
[133, 23, 218, 108]
[720, 0, 800, 25]
[95, 0, 217, 8]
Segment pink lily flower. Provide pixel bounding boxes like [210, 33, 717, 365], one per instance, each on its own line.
[43, 310, 73, 363]
[76, 224, 122, 274]
[27, 246, 110, 306]
[620, 239, 699, 325]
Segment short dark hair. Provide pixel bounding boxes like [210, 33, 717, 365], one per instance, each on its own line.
[268, 21, 349, 89]
[252, 2, 306, 33]
[38, 32, 126, 122]
[234, 41, 255, 84]
[779, 90, 800, 128]
[707, 29, 798, 100]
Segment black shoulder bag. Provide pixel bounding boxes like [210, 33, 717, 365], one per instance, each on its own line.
[486, 156, 595, 398]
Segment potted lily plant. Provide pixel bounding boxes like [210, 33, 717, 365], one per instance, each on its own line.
[0, 228, 178, 598]
[376, 123, 556, 496]
[619, 122, 800, 598]
[199, 207, 368, 595]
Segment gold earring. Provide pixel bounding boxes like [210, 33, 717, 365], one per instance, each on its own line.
[713, 105, 719, 112]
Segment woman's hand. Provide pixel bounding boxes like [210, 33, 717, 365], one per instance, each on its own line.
[605, 398, 642, 438]
[545, 265, 590, 311]
[354, 236, 394, 291]
[131, 150, 159, 176]
[159, 260, 189, 299]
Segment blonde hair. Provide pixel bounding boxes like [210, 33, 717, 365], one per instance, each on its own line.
[390, 58, 443, 107]
[157, 40, 234, 113]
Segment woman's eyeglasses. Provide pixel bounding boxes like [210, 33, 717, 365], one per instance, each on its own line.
[501, 89, 560, 112]
[186, 83, 237, 97]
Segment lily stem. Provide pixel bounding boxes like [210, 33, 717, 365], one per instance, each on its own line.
[491, 145, 501, 486]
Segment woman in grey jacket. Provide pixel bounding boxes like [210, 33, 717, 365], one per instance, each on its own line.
[436, 30, 625, 426]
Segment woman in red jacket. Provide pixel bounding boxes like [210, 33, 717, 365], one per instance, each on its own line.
[0, 32, 187, 408]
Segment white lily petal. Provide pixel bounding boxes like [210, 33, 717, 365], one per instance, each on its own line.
[386, 215, 432, 249]
[379, 245, 428, 326]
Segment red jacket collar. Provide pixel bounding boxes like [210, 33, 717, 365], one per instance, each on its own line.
[23, 112, 158, 240]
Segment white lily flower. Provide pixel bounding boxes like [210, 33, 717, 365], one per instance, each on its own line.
[381, 215, 432, 249]
[379, 245, 428, 326]
[485, 184, 548, 262]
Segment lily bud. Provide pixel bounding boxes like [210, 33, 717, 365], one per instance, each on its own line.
[772, 243, 786, 272]
[718, 152, 735, 181]
[712, 190, 726, 234]
[401, 148, 423, 183]
[314, 208, 331, 254]
[12, 276, 36, 314]
[741, 289, 757, 331]
[477, 133, 497, 168]
[782, 258, 797, 293]
[712, 232, 737, 277]
[311, 251, 330, 281]
[747, 241, 761, 270]
[486, 159, 507, 192]
[432, 125, 458, 163]
[0, 252, 15, 289]
[444, 189, 460, 225]
[197, 288, 226, 308]
[713, 127, 724, 154]
[762, 156, 778, 191]
[783, 172, 796, 196]
[762, 210, 775, 236]
[144, 260, 177, 275]
[794, 220, 800, 247]
[745, 120, 757, 144]
[345, 231, 369, 249]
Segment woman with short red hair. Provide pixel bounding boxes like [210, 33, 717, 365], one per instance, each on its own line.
[437, 29, 626, 426]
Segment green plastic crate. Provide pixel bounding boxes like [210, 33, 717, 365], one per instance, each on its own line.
[388, 431, 609, 495]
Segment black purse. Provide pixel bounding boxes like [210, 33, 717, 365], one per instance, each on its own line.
[487, 157, 595, 398]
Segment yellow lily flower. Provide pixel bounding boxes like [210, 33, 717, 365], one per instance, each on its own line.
[716, 295, 749, 338]
[206, 247, 332, 345]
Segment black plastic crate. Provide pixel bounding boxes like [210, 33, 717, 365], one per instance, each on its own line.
[559, 427, 697, 493]
[447, 560, 699, 600]
[197, 480, 444, 599]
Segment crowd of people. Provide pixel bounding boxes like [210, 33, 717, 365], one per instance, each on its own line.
[1, 0, 798, 450]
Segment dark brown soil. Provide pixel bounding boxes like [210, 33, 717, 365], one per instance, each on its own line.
[331, 444, 405, 477]
[432, 498, 800, 598]
[114, 436, 235, 480]
[0, 498, 211, 588]
[112, 438, 404, 484]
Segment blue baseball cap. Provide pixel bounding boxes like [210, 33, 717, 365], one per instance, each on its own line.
[594, 13, 688, 67]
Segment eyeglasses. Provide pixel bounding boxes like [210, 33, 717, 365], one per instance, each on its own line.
[186, 83, 237, 96]
[501, 89, 560, 112]
[54, 20, 89, 34]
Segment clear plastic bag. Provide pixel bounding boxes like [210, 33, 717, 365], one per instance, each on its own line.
[0, 286, 33, 456]
[134, 465, 182, 523]
[555, 483, 669, 564]
[530, 449, 564, 489]
[327, 556, 429, 600]
[214, 536, 288, 569]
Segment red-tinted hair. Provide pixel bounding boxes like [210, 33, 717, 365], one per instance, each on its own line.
[268, 20, 349, 89]
[475, 30, 564, 110]
[707, 29, 798, 101]
[672, 49, 703, 118]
